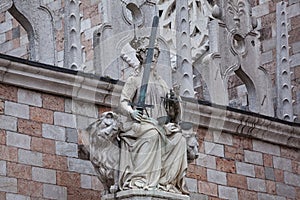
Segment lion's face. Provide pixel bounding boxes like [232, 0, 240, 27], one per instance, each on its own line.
[97, 112, 120, 141]
[185, 134, 200, 162]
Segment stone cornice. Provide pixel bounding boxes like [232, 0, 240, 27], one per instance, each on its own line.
[0, 54, 299, 149]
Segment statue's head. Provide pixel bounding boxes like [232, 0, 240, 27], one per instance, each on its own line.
[98, 111, 120, 140]
[131, 37, 160, 66]
[182, 131, 200, 163]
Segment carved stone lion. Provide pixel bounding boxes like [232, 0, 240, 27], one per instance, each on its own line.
[87, 111, 121, 194]
[87, 111, 200, 194]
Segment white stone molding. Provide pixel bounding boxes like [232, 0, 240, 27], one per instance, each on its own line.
[276, 2, 294, 121]
[0, 0, 56, 65]
[175, 0, 194, 98]
[64, 0, 84, 70]
[0, 55, 299, 149]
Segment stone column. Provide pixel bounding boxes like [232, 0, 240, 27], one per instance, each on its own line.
[64, 0, 83, 70]
[175, 0, 194, 98]
[276, 1, 293, 121]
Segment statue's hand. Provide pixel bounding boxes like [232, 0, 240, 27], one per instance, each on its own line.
[130, 109, 143, 122]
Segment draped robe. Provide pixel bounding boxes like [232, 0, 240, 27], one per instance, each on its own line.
[119, 70, 188, 194]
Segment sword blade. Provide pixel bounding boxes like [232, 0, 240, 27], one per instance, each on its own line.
[137, 16, 159, 110]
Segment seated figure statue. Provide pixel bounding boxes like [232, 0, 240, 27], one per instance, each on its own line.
[86, 37, 199, 196]
[118, 37, 189, 194]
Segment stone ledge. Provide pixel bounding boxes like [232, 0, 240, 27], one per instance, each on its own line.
[102, 189, 190, 200]
[0, 55, 299, 149]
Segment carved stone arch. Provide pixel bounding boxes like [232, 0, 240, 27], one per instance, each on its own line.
[3, 0, 56, 65]
[6, 4, 36, 60]
[235, 67, 257, 112]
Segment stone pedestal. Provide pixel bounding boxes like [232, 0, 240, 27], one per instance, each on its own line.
[102, 190, 190, 200]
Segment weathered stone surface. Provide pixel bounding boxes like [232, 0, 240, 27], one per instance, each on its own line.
[54, 112, 76, 128]
[0, 130, 5, 145]
[266, 180, 276, 194]
[265, 167, 275, 181]
[68, 158, 96, 175]
[43, 184, 67, 200]
[0, 114, 17, 131]
[18, 88, 42, 107]
[216, 158, 236, 173]
[0, 176, 17, 193]
[30, 107, 54, 124]
[247, 178, 266, 192]
[18, 179, 43, 197]
[0, 145, 17, 162]
[198, 181, 218, 197]
[6, 131, 31, 149]
[284, 171, 300, 186]
[213, 132, 233, 145]
[257, 193, 285, 200]
[42, 124, 65, 141]
[218, 186, 238, 200]
[255, 166, 265, 179]
[0, 84, 17, 102]
[66, 128, 78, 143]
[236, 162, 255, 177]
[263, 154, 273, 167]
[185, 178, 197, 193]
[244, 150, 263, 165]
[81, 174, 92, 189]
[196, 153, 216, 169]
[56, 141, 78, 157]
[273, 156, 292, 172]
[5, 101, 29, 119]
[32, 167, 56, 184]
[71, 100, 98, 118]
[57, 171, 80, 187]
[227, 174, 247, 189]
[276, 183, 296, 199]
[18, 149, 42, 167]
[6, 193, 30, 200]
[42, 93, 65, 111]
[31, 137, 55, 154]
[207, 169, 227, 185]
[7, 162, 31, 180]
[0, 160, 6, 176]
[253, 140, 280, 156]
[43, 154, 68, 171]
[18, 119, 42, 137]
[204, 142, 224, 157]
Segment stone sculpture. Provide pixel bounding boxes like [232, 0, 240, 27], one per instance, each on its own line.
[88, 111, 121, 194]
[86, 36, 199, 197]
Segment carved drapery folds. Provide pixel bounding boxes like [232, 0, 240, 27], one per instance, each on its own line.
[0, 0, 55, 65]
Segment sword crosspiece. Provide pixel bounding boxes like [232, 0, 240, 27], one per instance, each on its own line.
[132, 16, 159, 115]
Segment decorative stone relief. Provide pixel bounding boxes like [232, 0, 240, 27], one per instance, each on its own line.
[157, 0, 212, 97]
[83, 37, 199, 199]
[0, 0, 56, 65]
[64, 0, 84, 70]
[200, 0, 274, 116]
[94, 0, 172, 86]
[157, 0, 212, 63]
[276, 2, 294, 121]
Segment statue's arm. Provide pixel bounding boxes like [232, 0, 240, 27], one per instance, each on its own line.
[120, 76, 142, 121]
